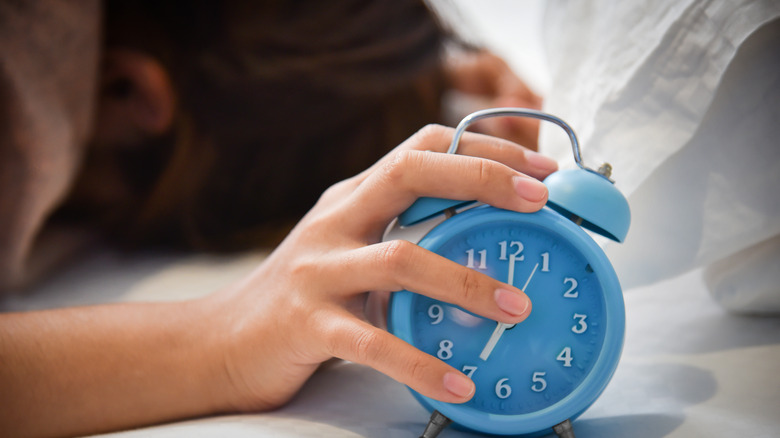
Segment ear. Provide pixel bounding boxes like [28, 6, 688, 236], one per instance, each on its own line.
[93, 49, 176, 147]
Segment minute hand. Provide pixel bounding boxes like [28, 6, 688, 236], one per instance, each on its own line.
[479, 260, 538, 361]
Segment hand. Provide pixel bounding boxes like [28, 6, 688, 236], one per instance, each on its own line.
[445, 50, 543, 150]
[205, 125, 557, 411]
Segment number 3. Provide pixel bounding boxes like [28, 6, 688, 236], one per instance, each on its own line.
[572, 313, 588, 334]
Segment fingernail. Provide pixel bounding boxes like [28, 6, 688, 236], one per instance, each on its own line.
[495, 288, 531, 317]
[513, 176, 548, 203]
[526, 151, 559, 173]
[443, 372, 475, 399]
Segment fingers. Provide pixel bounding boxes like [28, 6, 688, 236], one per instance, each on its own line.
[380, 124, 556, 180]
[327, 124, 555, 206]
[321, 240, 531, 325]
[424, 125, 554, 178]
[321, 310, 475, 404]
[348, 148, 549, 233]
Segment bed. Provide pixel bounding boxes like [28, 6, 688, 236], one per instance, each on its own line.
[3, 1, 779, 437]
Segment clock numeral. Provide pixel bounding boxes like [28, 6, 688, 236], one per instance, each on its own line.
[495, 378, 512, 399]
[465, 249, 487, 270]
[427, 304, 443, 325]
[462, 365, 477, 378]
[540, 252, 550, 272]
[556, 347, 573, 367]
[437, 340, 454, 360]
[498, 241, 525, 261]
[563, 277, 579, 298]
[572, 313, 588, 334]
[531, 372, 547, 392]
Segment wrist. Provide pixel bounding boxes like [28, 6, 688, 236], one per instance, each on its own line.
[185, 293, 243, 415]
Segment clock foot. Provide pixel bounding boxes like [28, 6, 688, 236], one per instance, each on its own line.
[419, 410, 452, 438]
[552, 419, 576, 438]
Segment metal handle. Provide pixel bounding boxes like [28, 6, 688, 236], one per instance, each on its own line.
[447, 107, 588, 172]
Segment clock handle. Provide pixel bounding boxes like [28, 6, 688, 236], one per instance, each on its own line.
[447, 107, 593, 173]
[398, 107, 610, 227]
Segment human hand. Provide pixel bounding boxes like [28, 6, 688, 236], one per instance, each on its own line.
[445, 50, 543, 150]
[205, 125, 558, 412]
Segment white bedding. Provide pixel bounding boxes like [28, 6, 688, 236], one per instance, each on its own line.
[4, 248, 778, 437]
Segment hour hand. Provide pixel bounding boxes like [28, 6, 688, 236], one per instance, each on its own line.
[479, 261, 538, 361]
[479, 322, 514, 361]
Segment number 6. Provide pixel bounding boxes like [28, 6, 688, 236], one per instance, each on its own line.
[495, 378, 512, 399]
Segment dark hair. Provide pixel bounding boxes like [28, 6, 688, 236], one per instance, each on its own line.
[61, 0, 449, 250]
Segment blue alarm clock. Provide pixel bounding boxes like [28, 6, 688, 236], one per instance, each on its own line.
[387, 108, 630, 438]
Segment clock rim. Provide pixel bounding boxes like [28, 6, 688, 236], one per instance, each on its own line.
[388, 206, 625, 436]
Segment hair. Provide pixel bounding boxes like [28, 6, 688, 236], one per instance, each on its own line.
[58, 0, 450, 251]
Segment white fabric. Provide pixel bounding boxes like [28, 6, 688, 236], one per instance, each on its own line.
[5, 249, 779, 438]
[538, 0, 780, 311]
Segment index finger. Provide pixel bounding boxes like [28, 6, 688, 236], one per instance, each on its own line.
[354, 124, 557, 184]
[346, 149, 548, 238]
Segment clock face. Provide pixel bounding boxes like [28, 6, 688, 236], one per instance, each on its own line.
[389, 206, 624, 435]
[412, 219, 605, 415]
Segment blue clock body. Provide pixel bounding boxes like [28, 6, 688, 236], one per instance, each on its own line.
[388, 205, 625, 436]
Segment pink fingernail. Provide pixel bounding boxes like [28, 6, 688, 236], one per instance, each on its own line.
[443, 372, 475, 399]
[526, 151, 559, 173]
[495, 288, 531, 317]
[513, 176, 548, 203]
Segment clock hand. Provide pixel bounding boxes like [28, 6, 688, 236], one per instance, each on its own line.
[479, 261, 539, 361]
[521, 262, 539, 292]
[479, 320, 510, 361]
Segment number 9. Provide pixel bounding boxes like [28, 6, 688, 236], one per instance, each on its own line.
[428, 304, 443, 325]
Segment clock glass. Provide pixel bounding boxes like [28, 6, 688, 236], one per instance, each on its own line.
[390, 206, 623, 434]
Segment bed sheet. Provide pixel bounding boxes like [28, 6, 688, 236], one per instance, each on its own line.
[4, 248, 778, 438]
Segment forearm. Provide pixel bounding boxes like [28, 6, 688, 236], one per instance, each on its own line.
[0, 297, 234, 437]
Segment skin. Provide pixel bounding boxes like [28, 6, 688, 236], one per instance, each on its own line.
[444, 50, 543, 149]
[0, 125, 557, 437]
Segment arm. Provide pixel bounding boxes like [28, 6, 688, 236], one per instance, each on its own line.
[0, 124, 557, 437]
[0, 300, 232, 436]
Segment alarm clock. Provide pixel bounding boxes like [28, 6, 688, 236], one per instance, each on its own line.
[386, 108, 630, 437]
